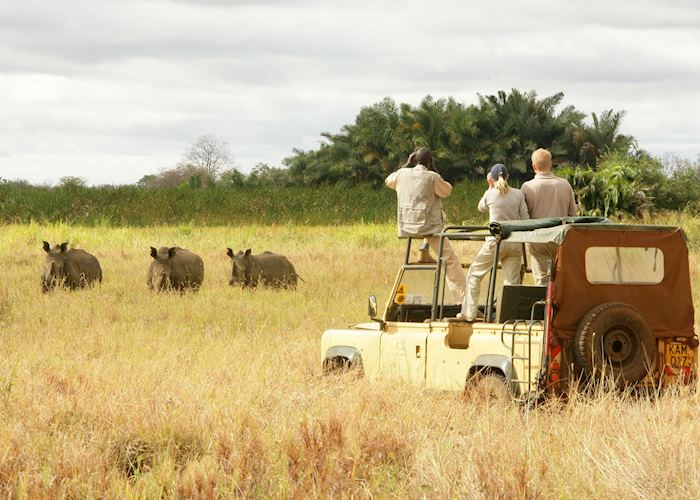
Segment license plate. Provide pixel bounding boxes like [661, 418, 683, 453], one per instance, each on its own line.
[665, 342, 695, 370]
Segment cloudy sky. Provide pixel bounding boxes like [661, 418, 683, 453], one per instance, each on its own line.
[1, 0, 699, 185]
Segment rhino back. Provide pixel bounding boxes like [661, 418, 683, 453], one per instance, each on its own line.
[252, 252, 297, 286]
[171, 249, 204, 287]
[65, 249, 102, 284]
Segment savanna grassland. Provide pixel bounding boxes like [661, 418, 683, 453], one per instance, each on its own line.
[2, 218, 700, 498]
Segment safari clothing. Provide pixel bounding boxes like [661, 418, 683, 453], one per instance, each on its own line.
[462, 240, 523, 320]
[385, 165, 451, 238]
[521, 172, 578, 285]
[461, 187, 529, 320]
[520, 172, 578, 219]
[386, 165, 466, 302]
[478, 187, 529, 223]
[425, 236, 467, 303]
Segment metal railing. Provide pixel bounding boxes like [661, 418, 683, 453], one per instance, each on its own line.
[500, 319, 545, 397]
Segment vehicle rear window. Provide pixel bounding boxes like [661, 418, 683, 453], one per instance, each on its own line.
[585, 247, 664, 285]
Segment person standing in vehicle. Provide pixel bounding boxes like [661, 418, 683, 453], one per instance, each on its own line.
[385, 147, 466, 303]
[459, 164, 529, 321]
[521, 148, 578, 285]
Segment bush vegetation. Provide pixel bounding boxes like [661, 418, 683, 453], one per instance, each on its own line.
[0, 180, 484, 226]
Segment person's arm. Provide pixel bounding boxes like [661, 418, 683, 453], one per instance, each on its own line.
[433, 176, 452, 198]
[385, 170, 399, 190]
[477, 190, 489, 213]
[521, 182, 534, 214]
[519, 192, 530, 220]
[567, 185, 578, 216]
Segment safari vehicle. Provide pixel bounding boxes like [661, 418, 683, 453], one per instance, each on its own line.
[321, 218, 698, 399]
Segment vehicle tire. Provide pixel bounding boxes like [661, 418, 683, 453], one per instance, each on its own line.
[323, 357, 363, 378]
[574, 302, 656, 386]
[465, 372, 510, 402]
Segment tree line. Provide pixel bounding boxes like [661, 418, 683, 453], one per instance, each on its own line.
[3, 89, 699, 217]
[137, 89, 637, 190]
[130, 89, 699, 216]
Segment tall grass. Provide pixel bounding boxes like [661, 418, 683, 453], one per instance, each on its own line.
[0, 182, 484, 226]
[0, 221, 699, 497]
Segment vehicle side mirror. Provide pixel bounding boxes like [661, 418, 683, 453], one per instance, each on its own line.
[368, 295, 378, 319]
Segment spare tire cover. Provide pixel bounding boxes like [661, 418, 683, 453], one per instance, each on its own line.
[574, 302, 656, 385]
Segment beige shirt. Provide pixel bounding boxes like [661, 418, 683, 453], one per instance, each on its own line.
[478, 187, 529, 223]
[521, 172, 578, 219]
[385, 164, 452, 237]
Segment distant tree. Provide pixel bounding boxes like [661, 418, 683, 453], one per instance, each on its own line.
[137, 175, 157, 188]
[183, 134, 233, 181]
[246, 163, 292, 187]
[59, 176, 87, 188]
[138, 164, 208, 188]
[219, 167, 246, 187]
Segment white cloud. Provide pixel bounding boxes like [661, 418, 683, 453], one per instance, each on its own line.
[0, 0, 698, 184]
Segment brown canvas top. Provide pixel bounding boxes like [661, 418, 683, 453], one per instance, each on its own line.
[551, 226, 695, 339]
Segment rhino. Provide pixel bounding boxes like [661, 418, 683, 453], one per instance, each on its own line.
[226, 248, 300, 288]
[41, 241, 102, 292]
[147, 247, 204, 291]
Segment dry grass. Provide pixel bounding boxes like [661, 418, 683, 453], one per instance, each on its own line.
[1, 220, 700, 498]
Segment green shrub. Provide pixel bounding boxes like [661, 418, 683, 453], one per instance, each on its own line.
[560, 152, 665, 217]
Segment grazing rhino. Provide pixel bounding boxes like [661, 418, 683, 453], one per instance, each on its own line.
[226, 248, 300, 288]
[41, 241, 102, 293]
[147, 247, 204, 291]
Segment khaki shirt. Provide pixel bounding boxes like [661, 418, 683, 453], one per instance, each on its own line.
[521, 172, 578, 219]
[385, 165, 452, 237]
[478, 187, 529, 223]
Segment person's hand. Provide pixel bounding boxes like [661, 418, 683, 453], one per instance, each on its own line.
[407, 151, 416, 164]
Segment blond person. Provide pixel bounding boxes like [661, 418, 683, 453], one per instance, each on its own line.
[458, 164, 529, 321]
[385, 147, 466, 303]
[521, 148, 578, 285]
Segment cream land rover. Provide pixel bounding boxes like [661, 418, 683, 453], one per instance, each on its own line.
[321, 218, 698, 399]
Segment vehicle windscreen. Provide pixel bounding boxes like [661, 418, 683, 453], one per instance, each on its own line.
[393, 268, 460, 306]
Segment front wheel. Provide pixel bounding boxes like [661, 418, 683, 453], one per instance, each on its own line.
[465, 372, 510, 402]
[323, 357, 363, 378]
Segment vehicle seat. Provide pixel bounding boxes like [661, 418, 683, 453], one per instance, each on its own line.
[496, 285, 546, 322]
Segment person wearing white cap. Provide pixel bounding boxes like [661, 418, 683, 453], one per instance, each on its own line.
[385, 147, 467, 303]
[458, 163, 529, 321]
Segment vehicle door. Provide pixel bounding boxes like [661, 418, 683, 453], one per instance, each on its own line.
[379, 266, 458, 385]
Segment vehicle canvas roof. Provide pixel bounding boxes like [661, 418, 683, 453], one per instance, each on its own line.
[551, 224, 694, 339]
[490, 216, 687, 244]
[484, 217, 694, 339]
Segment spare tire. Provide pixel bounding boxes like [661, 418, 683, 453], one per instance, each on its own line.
[574, 302, 656, 385]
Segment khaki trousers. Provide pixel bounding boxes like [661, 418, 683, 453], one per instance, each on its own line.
[425, 236, 466, 304]
[528, 242, 558, 286]
[461, 240, 522, 320]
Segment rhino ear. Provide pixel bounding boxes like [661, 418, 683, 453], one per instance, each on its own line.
[43, 241, 50, 253]
[226, 248, 233, 258]
[59, 242, 68, 253]
[245, 248, 252, 256]
[168, 247, 177, 259]
[150, 247, 158, 259]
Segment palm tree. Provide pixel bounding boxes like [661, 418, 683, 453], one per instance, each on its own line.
[570, 110, 635, 167]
